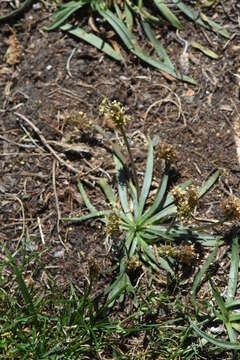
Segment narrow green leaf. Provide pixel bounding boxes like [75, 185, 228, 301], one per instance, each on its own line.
[172, 0, 231, 39]
[139, 237, 174, 275]
[225, 322, 237, 343]
[98, 8, 134, 50]
[144, 225, 175, 241]
[142, 21, 175, 70]
[200, 13, 231, 39]
[143, 204, 177, 226]
[128, 180, 139, 217]
[4, 248, 35, 316]
[114, 155, 131, 216]
[191, 41, 219, 59]
[190, 319, 240, 349]
[61, 24, 122, 61]
[141, 172, 169, 223]
[137, 138, 154, 218]
[98, 178, 117, 207]
[129, 236, 138, 257]
[191, 245, 219, 311]
[78, 180, 96, 213]
[154, 0, 181, 29]
[226, 299, 240, 309]
[198, 170, 220, 199]
[209, 278, 228, 322]
[231, 322, 240, 332]
[113, 1, 123, 20]
[226, 236, 239, 303]
[133, 46, 195, 84]
[124, 1, 134, 32]
[46, 1, 87, 31]
[125, 231, 135, 252]
[65, 210, 111, 222]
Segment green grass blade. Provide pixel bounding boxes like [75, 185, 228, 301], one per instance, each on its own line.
[60, 24, 122, 61]
[191, 244, 219, 311]
[136, 138, 154, 218]
[46, 1, 86, 31]
[154, 0, 181, 29]
[98, 178, 117, 207]
[226, 236, 239, 303]
[209, 278, 228, 322]
[198, 169, 220, 199]
[141, 172, 169, 223]
[78, 180, 97, 213]
[189, 319, 240, 349]
[142, 21, 175, 70]
[4, 247, 35, 317]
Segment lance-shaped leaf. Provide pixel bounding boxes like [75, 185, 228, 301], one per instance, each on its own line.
[61, 24, 123, 61]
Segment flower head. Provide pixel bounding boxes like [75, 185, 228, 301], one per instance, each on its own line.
[158, 143, 176, 163]
[222, 196, 240, 222]
[105, 213, 120, 237]
[171, 185, 198, 219]
[99, 98, 131, 128]
[88, 256, 100, 282]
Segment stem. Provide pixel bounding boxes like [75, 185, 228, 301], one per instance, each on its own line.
[166, 215, 177, 234]
[119, 125, 140, 200]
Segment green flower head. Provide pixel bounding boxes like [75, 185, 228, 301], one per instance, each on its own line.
[99, 98, 131, 129]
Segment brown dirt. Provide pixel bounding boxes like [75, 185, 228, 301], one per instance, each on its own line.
[0, 1, 240, 303]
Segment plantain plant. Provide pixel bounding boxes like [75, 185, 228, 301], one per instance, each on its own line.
[47, 0, 231, 83]
[66, 99, 222, 305]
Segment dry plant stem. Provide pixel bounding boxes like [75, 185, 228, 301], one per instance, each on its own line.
[119, 125, 140, 199]
[14, 112, 94, 188]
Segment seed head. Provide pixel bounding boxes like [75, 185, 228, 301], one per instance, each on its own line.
[222, 196, 240, 222]
[105, 213, 120, 237]
[88, 256, 100, 282]
[171, 185, 198, 219]
[177, 245, 196, 265]
[99, 98, 131, 128]
[158, 244, 196, 265]
[158, 143, 176, 163]
[127, 254, 142, 271]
